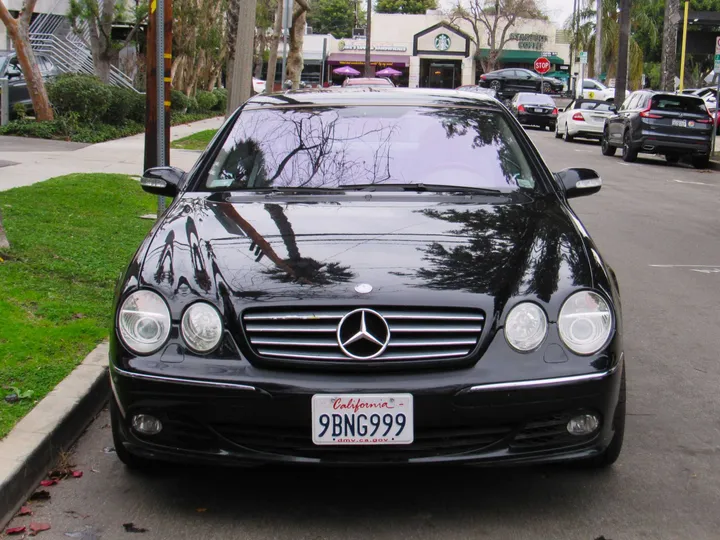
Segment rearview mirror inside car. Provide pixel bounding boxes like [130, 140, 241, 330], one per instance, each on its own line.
[555, 168, 602, 199]
[141, 166, 185, 197]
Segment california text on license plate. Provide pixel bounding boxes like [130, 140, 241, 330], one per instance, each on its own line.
[311, 394, 414, 445]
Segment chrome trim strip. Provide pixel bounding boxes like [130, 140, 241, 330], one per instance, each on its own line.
[468, 363, 620, 392]
[112, 366, 258, 392]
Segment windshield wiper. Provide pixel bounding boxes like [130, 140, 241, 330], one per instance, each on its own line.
[337, 183, 504, 195]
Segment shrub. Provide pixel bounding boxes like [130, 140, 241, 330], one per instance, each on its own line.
[195, 90, 218, 111]
[170, 89, 190, 112]
[186, 96, 199, 113]
[47, 73, 112, 124]
[12, 103, 26, 120]
[103, 86, 135, 124]
[212, 88, 227, 112]
[128, 92, 146, 123]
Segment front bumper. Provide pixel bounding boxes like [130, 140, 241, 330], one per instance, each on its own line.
[110, 354, 624, 467]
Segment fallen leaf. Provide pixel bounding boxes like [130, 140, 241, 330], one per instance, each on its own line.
[5, 526, 26, 535]
[122, 522, 148, 533]
[196, 508, 207, 513]
[103, 447, 116, 454]
[90, 467, 100, 474]
[40, 479, 58, 487]
[18, 506, 32, 516]
[29, 490, 51, 501]
[71, 470, 83, 478]
[29, 522, 51, 535]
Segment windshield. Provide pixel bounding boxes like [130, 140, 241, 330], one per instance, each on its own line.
[651, 95, 707, 114]
[518, 94, 555, 105]
[205, 105, 541, 193]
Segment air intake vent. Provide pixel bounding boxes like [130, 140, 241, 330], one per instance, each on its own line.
[242, 307, 484, 363]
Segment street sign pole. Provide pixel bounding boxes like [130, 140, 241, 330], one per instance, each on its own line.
[579, 51, 587, 99]
[713, 36, 720, 155]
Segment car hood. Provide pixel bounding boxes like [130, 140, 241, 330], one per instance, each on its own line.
[137, 194, 594, 322]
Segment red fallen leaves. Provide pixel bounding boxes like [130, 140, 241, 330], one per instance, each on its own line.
[71, 470, 83, 478]
[39, 479, 58, 487]
[18, 506, 33, 516]
[29, 523, 51, 535]
[6, 526, 26, 535]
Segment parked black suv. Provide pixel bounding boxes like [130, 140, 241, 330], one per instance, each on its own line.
[479, 68, 564, 99]
[0, 51, 59, 117]
[601, 91, 713, 168]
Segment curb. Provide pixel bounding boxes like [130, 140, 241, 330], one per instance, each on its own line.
[0, 343, 109, 528]
[709, 159, 720, 171]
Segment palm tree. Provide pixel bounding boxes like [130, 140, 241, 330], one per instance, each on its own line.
[565, 0, 658, 90]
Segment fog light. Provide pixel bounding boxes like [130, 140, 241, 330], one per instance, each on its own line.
[566, 413, 599, 436]
[131, 414, 163, 435]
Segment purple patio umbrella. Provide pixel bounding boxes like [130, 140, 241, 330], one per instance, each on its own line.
[333, 65, 361, 76]
[375, 67, 402, 77]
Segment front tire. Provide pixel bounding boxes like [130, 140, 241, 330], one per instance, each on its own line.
[601, 130, 616, 156]
[692, 155, 710, 169]
[542, 82, 551, 93]
[622, 130, 638, 162]
[581, 366, 626, 468]
[110, 399, 156, 470]
[490, 80, 502, 92]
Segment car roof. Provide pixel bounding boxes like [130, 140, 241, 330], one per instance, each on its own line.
[244, 88, 502, 109]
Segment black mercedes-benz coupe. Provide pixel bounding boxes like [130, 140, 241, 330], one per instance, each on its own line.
[110, 88, 625, 469]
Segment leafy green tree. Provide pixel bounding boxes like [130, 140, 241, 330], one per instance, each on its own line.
[376, 0, 436, 15]
[308, 0, 364, 39]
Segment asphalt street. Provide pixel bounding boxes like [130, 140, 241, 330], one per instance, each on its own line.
[7, 130, 720, 540]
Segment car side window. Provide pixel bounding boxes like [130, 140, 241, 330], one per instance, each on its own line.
[582, 80, 595, 90]
[566, 100, 575, 110]
[635, 94, 648, 110]
[620, 93, 637, 111]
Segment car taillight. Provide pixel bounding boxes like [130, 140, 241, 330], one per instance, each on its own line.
[696, 112, 714, 124]
[552, 108, 559, 115]
[640, 106, 662, 119]
[518, 104, 525, 112]
[572, 112, 585, 121]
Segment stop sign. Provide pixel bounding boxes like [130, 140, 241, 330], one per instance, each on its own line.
[534, 57, 551, 75]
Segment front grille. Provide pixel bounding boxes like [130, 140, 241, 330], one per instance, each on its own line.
[242, 307, 484, 362]
[211, 423, 512, 461]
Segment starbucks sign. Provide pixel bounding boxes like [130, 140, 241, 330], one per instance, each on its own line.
[434, 34, 451, 51]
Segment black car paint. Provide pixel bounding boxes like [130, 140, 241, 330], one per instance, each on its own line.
[510, 93, 558, 130]
[479, 69, 564, 99]
[112, 89, 624, 466]
[603, 90, 712, 164]
[0, 52, 59, 116]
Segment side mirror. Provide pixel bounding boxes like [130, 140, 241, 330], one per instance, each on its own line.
[555, 168, 602, 199]
[609, 105, 617, 113]
[140, 166, 185, 197]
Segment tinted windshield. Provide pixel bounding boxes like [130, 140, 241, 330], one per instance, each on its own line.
[518, 94, 554, 105]
[651, 95, 707, 114]
[577, 101, 613, 111]
[205, 106, 541, 193]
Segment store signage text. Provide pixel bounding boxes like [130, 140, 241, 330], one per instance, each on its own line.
[338, 41, 407, 52]
[509, 33, 548, 51]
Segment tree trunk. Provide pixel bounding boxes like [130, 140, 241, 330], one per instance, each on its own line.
[364, 0, 371, 76]
[287, 5, 306, 89]
[615, 0, 630, 105]
[254, 33, 265, 79]
[227, 0, 257, 114]
[660, 0, 680, 91]
[265, 0, 283, 93]
[0, 9, 54, 121]
[0, 209, 9, 250]
[593, 0, 602, 80]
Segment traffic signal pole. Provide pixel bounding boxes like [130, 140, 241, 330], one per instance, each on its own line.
[144, 0, 172, 217]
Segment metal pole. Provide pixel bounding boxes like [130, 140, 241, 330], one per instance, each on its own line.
[321, 38, 327, 87]
[713, 77, 720, 155]
[679, 1, 689, 92]
[281, 0, 291, 86]
[540, 73, 544, 94]
[0, 79, 8, 126]
[156, 0, 166, 216]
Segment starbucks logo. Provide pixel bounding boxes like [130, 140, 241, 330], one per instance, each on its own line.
[434, 34, 451, 51]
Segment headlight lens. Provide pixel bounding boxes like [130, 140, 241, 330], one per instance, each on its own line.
[118, 291, 171, 354]
[505, 302, 548, 352]
[559, 291, 613, 355]
[181, 302, 223, 353]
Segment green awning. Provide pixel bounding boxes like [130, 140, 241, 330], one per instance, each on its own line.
[476, 49, 565, 65]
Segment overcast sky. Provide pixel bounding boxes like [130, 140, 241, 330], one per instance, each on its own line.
[542, 0, 575, 25]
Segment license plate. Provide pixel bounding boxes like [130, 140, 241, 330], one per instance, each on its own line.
[672, 119, 688, 127]
[532, 108, 543, 113]
[311, 394, 414, 445]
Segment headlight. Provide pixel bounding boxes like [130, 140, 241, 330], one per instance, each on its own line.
[559, 291, 613, 355]
[118, 290, 171, 354]
[505, 302, 548, 352]
[181, 302, 223, 353]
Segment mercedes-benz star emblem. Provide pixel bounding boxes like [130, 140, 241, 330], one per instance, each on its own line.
[337, 308, 390, 359]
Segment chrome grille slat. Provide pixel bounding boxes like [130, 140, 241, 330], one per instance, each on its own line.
[242, 306, 485, 364]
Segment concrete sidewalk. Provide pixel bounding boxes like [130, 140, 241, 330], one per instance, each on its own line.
[0, 116, 224, 192]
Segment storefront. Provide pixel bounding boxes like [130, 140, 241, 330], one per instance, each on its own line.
[326, 42, 410, 86]
[411, 22, 472, 88]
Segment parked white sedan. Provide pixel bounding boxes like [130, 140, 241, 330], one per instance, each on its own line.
[555, 99, 616, 142]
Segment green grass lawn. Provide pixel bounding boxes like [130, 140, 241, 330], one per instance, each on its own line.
[171, 129, 218, 150]
[0, 174, 156, 438]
